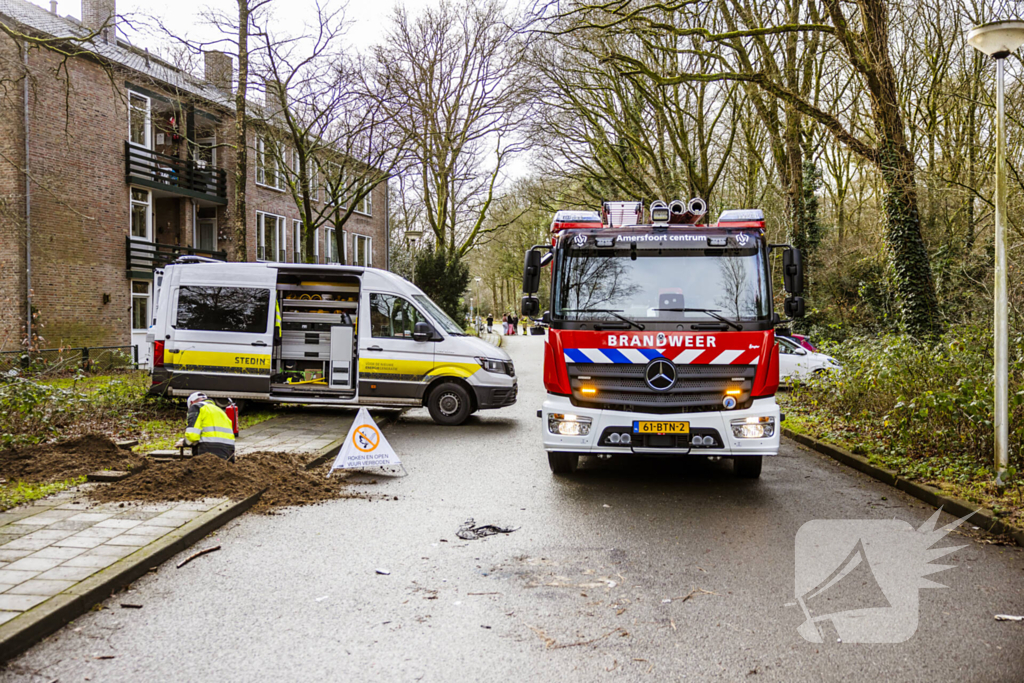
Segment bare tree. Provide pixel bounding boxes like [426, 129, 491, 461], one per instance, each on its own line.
[373, 0, 529, 258]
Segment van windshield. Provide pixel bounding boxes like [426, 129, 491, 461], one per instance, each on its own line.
[414, 295, 466, 336]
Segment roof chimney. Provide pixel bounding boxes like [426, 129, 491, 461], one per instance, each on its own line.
[204, 51, 233, 92]
[81, 0, 116, 44]
[50, 1, 58, 14]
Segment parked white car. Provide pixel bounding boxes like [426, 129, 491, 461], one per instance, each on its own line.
[777, 335, 841, 382]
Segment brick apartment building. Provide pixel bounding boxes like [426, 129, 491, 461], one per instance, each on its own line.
[0, 0, 389, 365]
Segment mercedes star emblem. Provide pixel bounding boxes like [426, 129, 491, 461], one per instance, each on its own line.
[644, 358, 677, 391]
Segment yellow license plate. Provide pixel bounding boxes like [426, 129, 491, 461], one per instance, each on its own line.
[633, 421, 690, 435]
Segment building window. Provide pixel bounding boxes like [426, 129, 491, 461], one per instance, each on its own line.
[292, 151, 319, 202]
[354, 234, 371, 267]
[356, 190, 372, 216]
[256, 136, 283, 190]
[131, 281, 151, 330]
[257, 211, 286, 261]
[130, 188, 151, 240]
[196, 207, 217, 251]
[128, 91, 151, 148]
[342, 229, 348, 264]
[325, 227, 338, 264]
[325, 162, 345, 206]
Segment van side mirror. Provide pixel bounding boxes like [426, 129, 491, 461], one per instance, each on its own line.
[521, 296, 540, 317]
[783, 248, 803, 295]
[413, 321, 434, 342]
[522, 249, 542, 294]
[784, 296, 805, 318]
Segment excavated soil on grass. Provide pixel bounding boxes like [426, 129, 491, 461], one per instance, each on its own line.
[0, 435, 144, 483]
[91, 452, 355, 512]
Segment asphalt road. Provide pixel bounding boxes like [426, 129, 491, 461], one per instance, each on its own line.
[4, 335, 1024, 682]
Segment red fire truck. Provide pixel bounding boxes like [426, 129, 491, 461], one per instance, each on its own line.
[521, 199, 805, 477]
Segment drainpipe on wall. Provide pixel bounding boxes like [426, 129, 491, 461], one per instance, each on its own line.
[23, 42, 32, 349]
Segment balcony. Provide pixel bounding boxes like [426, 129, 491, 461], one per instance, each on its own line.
[125, 141, 228, 204]
[126, 237, 227, 280]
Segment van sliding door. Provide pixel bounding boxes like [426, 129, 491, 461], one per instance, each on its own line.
[164, 264, 276, 395]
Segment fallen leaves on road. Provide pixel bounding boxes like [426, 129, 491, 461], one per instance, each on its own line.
[525, 622, 626, 650]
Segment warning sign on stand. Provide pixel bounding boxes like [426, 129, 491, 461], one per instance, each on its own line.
[328, 408, 404, 476]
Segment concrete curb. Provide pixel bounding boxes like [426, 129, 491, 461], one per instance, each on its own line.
[303, 413, 394, 471]
[783, 428, 1024, 547]
[0, 489, 264, 663]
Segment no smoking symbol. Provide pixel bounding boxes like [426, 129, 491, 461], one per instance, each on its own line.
[353, 424, 380, 452]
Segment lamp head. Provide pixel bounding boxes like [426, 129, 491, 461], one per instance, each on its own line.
[969, 21, 1024, 58]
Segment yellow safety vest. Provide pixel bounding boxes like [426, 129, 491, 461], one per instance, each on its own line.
[185, 401, 236, 456]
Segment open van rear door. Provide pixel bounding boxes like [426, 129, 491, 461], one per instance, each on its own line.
[163, 263, 276, 396]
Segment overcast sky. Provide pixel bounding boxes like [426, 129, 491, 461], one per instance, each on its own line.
[29, 0, 437, 52]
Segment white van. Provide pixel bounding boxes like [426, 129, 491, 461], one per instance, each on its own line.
[147, 260, 516, 425]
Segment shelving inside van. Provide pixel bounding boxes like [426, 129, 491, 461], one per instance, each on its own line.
[271, 270, 360, 398]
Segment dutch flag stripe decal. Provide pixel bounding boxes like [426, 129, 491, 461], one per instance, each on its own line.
[709, 350, 744, 365]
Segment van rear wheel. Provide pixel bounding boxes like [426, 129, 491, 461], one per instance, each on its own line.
[733, 455, 763, 478]
[548, 451, 579, 474]
[427, 382, 472, 426]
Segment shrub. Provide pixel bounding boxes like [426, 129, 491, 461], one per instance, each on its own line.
[414, 249, 470, 322]
[790, 325, 1024, 476]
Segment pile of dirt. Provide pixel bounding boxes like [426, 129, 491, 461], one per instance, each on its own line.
[91, 452, 354, 512]
[0, 434, 144, 483]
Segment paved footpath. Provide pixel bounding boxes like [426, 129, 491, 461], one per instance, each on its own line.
[0, 489, 225, 626]
[234, 409, 368, 457]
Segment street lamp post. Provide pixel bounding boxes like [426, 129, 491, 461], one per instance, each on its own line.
[404, 228, 423, 284]
[968, 21, 1024, 486]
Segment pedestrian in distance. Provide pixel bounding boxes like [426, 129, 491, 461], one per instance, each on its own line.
[487, 313, 493, 333]
[175, 392, 237, 462]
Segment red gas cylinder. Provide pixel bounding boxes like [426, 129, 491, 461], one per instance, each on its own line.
[224, 402, 240, 437]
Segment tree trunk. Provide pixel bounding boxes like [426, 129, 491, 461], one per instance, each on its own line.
[232, 0, 249, 262]
[877, 143, 939, 337]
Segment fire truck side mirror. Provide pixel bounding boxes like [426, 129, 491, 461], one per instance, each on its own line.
[522, 249, 542, 294]
[784, 296, 806, 318]
[783, 248, 804, 295]
[522, 296, 540, 317]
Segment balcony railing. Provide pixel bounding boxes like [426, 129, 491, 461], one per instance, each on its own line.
[127, 237, 227, 279]
[125, 141, 227, 203]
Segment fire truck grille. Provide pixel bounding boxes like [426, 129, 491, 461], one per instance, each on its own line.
[567, 363, 757, 414]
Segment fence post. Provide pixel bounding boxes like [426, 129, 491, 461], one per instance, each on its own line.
[133, 344, 139, 368]
[81, 347, 89, 371]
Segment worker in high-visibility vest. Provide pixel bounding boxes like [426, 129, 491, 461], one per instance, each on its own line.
[175, 392, 236, 462]
[275, 299, 282, 339]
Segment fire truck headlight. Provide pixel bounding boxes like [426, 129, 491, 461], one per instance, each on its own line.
[731, 416, 775, 439]
[548, 413, 592, 436]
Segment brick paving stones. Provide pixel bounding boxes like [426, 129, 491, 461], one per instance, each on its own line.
[0, 494, 226, 626]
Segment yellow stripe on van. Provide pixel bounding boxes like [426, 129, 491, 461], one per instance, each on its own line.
[358, 358, 480, 382]
[165, 349, 272, 375]
[426, 362, 480, 379]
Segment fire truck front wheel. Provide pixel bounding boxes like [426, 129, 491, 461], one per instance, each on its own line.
[548, 451, 579, 474]
[733, 455, 763, 479]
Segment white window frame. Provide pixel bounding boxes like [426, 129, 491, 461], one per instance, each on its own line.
[325, 227, 338, 264]
[131, 280, 151, 331]
[128, 91, 152, 149]
[353, 233, 371, 267]
[293, 219, 303, 263]
[256, 211, 287, 262]
[256, 136, 284, 191]
[130, 187, 152, 241]
[342, 229, 349, 264]
[356, 188, 372, 216]
[325, 162, 346, 206]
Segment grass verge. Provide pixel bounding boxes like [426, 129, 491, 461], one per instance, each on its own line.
[0, 477, 86, 512]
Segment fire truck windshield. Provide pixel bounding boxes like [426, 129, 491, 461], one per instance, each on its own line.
[553, 246, 770, 324]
